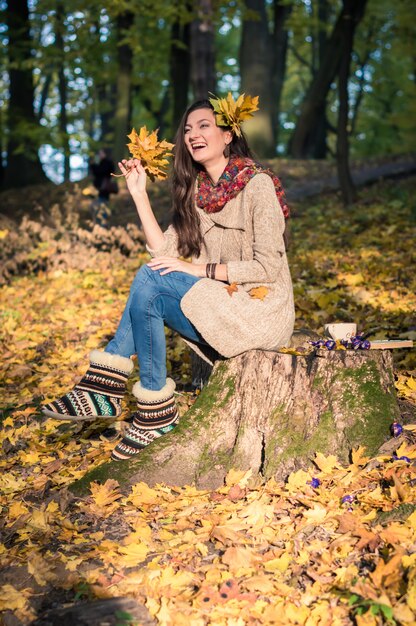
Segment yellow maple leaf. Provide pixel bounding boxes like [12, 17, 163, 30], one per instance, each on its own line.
[402, 553, 416, 568]
[314, 452, 340, 473]
[286, 468, 312, 491]
[117, 541, 149, 566]
[18, 449, 42, 464]
[127, 482, 161, 506]
[264, 552, 291, 573]
[123, 527, 152, 545]
[225, 468, 253, 487]
[0, 473, 27, 495]
[27, 553, 57, 586]
[64, 556, 84, 572]
[249, 286, 269, 301]
[126, 126, 174, 181]
[221, 546, 258, 570]
[406, 376, 416, 390]
[355, 614, 379, 626]
[211, 521, 247, 544]
[28, 509, 50, 532]
[240, 496, 274, 527]
[406, 510, 416, 531]
[408, 579, 416, 611]
[351, 445, 370, 467]
[225, 281, 239, 296]
[244, 574, 275, 594]
[395, 441, 416, 459]
[88, 479, 122, 517]
[302, 504, 328, 524]
[158, 567, 196, 591]
[210, 92, 259, 137]
[393, 602, 416, 624]
[8, 501, 29, 520]
[0, 584, 32, 616]
[278, 346, 310, 356]
[379, 523, 412, 545]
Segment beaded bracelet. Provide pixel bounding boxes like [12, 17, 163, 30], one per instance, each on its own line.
[206, 263, 217, 280]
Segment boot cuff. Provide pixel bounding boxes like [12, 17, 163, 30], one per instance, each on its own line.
[132, 378, 176, 402]
[89, 350, 134, 374]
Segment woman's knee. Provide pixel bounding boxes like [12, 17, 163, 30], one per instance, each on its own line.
[131, 271, 164, 312]
[129, 264, 153, 292]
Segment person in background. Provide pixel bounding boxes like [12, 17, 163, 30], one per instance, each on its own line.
[89, 148, 116, 227]
[42, 94, 295, 462]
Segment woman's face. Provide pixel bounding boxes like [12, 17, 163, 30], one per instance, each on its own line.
[184, 108, 232, 166]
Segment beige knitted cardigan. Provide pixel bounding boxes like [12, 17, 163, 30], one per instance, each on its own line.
[147, 173, 295, 362]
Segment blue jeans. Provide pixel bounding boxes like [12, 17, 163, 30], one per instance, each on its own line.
[105, 264, 206, 390]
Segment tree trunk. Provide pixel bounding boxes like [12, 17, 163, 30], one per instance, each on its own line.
[37, 71, 53, 121]
[190, 0, 216, 100]
[349, 21, 375, 140]
[337, 0, 368, 205]
[270, 0, 292, 149]
[239, 0, 275, 157]
[72, 347, 400, 494]
[56, 1, 70, 182]
[97, 83, 117, 146]
[309, 0, 330, 159]
[112, 11, 134, 163]
[170, 14, 191, 134]
[289, 0, 367, 159]
[3, 0, 47, 188]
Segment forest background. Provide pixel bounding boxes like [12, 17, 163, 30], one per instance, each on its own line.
[1, 1, 416, 625]
[1, 0, 415, 195]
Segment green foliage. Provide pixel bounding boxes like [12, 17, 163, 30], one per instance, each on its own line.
[348, 593, 396, 623]
[1, 0, 415, 182]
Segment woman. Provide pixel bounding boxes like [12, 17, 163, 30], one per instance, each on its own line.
[42, 96, 295, 461]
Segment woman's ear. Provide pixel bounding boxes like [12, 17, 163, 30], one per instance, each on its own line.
[224, 131, 233, 146]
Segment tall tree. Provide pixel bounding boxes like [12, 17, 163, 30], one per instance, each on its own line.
[55, 1, 70, 181]
[3, 0, 47, 188]
[170, 15, 191, 132]
[337, 0, 368, 204]
[239, 0, 291, 158]
[289, 0, 367, 159]
[309, 0, 330, 158]
[113, 10, 134, 163]
[270, 0, 292, 148]
[190, 0, 216, 99]
[239, 0, 274, 157]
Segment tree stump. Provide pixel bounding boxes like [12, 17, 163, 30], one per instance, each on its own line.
[72, 346, 400, 494]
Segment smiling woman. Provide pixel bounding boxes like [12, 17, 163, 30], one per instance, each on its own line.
[41, 93, 295, 462]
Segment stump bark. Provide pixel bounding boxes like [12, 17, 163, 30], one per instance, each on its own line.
[72, 347, 400, 494]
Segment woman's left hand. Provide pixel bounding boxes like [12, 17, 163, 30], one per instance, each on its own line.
[147, 257, 203, 277]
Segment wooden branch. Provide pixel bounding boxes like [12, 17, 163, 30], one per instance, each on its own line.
[288, 43, 313, 72]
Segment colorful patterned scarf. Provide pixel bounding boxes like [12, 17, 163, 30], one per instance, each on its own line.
[196, 155, 289, 218]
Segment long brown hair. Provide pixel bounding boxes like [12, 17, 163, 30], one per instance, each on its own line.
[171, 99, 254, 258]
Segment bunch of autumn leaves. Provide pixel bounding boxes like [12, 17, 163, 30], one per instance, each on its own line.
[118, 93, 259, 181]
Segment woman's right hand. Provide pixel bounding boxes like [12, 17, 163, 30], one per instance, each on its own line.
[118, 158, 147, 195]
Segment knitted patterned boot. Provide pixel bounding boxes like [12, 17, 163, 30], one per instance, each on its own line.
[111, 378, 178, 461]
[42, 350, 134, 421]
